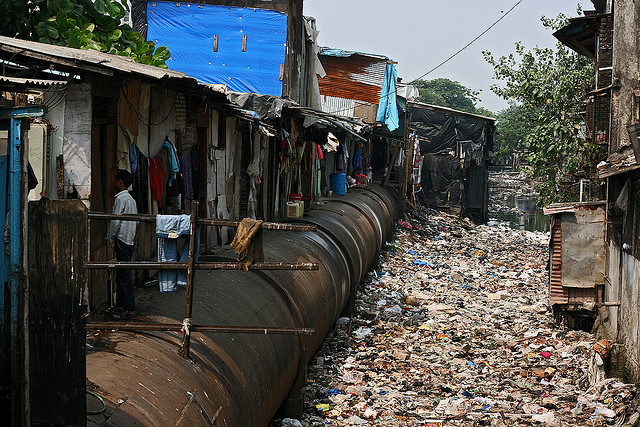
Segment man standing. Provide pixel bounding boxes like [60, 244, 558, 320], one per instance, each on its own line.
[107, 170, 138, 320]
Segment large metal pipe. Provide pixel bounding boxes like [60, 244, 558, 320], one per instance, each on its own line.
[86, 184, 398, 426]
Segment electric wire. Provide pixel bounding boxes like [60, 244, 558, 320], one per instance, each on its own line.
[325, 0, 526, 117]
[410, 0, 525, 83]
[120, 84, 177, 126]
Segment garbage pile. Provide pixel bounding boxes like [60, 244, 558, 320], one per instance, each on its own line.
[294, 208, 637, 426]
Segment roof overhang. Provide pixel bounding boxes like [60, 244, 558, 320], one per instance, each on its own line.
[552, 14, 608, 59]
[543, 200, 606, 215]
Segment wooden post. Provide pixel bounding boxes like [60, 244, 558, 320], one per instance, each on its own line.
[28, 200, 87, 425]
[384, 143, 399, 187]
[178, 201, 199, 358]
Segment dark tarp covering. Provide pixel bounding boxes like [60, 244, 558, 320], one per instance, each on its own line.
[418, 154, 462, 209]
[410, 103, 495, 222]
[465, 163, 488, 211]
[411, 106, 494, 154]
[412, 109, 457, 153]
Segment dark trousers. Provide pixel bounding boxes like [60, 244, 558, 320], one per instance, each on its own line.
[114, 238, 135, 311]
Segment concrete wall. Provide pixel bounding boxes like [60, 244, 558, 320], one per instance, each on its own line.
[610, 1, 640, 155]
[60, 83, 92, 203]
[596, 0, 640, 380]
[617, 248, 640, 378]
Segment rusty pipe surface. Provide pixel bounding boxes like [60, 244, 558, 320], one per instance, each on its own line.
[85, 184, 398, 426]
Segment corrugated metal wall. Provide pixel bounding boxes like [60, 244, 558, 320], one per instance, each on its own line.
[550, 218, 566, 305]
[320, 95, 355, 117]
[318, 54, 386, 106]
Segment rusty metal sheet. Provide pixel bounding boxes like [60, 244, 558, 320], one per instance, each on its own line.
[560, 206, 606, 288]
[549, 218, 568, 305]
[0, 35, 186, 80]
[0, 75, 66, 88]
[318, 54, 386, 105]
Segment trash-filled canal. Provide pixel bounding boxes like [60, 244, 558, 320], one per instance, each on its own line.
[274, 173, 638, 427]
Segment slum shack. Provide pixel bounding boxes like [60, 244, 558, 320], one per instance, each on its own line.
[543, 201, 606, 328]
[316, 47, 406, 192]
[408, 101, 495, 222]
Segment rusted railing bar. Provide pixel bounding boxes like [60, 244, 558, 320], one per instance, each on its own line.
[88, 212, 157, 222]
[88, 211, 316, 231]
[86, 322, 315, 335]
[86, 261, 318, 270]
[197, 262, 318, 270]
[86, 262, 189, 270]
[197, 218, 316, 231]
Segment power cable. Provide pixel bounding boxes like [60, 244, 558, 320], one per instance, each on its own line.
[409, 0, 525, 83]
[324, 0, 525, 117]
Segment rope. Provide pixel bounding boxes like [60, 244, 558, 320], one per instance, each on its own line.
[181, 317, 192, 336]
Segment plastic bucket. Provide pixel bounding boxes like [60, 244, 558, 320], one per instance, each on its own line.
[331, 173, 347, 196]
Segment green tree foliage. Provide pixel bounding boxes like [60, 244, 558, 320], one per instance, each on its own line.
[0, 0, 169, 67]
[494, 104, 535, 161]
[483, 12, 596, 204]
[412, 78, 481, 114]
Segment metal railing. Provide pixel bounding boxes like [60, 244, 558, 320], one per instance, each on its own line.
[85, 201, 317, 358]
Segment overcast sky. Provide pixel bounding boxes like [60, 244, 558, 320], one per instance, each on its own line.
[303, 0, 584, 113]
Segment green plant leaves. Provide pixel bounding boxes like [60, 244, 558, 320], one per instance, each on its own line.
[484, 11, 598, 205]
[0, 0, 170, 68]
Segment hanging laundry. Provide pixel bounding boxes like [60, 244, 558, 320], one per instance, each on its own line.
[353, 146, 363, 174]
[158, 148, 170, 185]
[129, 141, 138, 174]
[149, 158, 165, 208]
[156, 214, 192, 293]
[325, 132, 339, 152]
[166, 171, 185, 210]
[131, 145, 149, 214]
[179, 152, 193, 200]
[162, 138, 180, 184]
[189, 144, 204, 200]
[116, 124, 134, 172]
[316, 143, 325, 169]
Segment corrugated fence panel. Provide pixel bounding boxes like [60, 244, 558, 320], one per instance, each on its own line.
[549, 218, 568, 305]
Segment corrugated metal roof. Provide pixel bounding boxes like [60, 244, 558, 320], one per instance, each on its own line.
[543, 200, 606, 215]
[0, 35, 188, 81]
[0, 76, 66, 88]
[318, 54, 387, 105]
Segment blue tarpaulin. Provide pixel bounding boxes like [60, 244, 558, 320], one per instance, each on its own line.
[146, 2, 287, 96]
[376, 63, 399, 132]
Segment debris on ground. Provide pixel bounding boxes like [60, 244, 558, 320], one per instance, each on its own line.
[299, 200, 636, 426]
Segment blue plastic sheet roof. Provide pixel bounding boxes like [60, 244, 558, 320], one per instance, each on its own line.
[146, 2, 287, 96]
